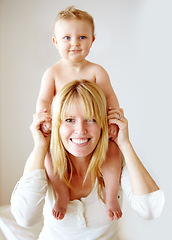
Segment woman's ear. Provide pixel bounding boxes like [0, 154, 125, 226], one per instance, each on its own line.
[52, 36, 58, 48]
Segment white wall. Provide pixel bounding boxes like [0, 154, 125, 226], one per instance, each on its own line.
[0, 0, 171, 239]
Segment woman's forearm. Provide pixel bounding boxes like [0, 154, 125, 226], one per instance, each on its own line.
[120, 142, 159, 195]
[23, 146, 47, 175]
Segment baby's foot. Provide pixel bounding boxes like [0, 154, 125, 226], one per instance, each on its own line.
[52, 194, 69, 220]
[52, 203, 66, 220]
[106, 197, 122, 221]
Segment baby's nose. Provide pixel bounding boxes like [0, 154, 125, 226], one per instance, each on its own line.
[71, 38, 80, 46]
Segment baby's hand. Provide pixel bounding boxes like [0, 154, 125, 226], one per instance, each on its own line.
[39, 109, 51, 137]
[108, 124, 119, 140]
[31, 111, 52, 150]
[41, 122, 51, 136]
[108, 108, 129, 147]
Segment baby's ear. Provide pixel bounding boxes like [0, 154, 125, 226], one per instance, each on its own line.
[92, 36, 95, 45]
[52, 37, 58, 48]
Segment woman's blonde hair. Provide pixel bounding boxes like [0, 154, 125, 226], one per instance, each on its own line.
[50, 80, 108, 198]
[53, 6, 95, 36]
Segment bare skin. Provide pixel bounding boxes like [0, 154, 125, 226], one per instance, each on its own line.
[44, 151, 69, 220]
[38, 60, 122, 221]
[25, 108, 160, 225]
[45, 143, 122, 221]
[36, 19, 122, 221]
[101, 140, 123, 220]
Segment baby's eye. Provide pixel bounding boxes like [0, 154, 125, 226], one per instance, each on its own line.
[64, 36, 70, 40]
[80, 36, 86, 40]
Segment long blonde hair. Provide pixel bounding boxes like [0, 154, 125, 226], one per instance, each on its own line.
[50, 80, 108, 197]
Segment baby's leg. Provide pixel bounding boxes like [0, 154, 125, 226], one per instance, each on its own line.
[44, 151, 69, 220]
[101, 140, 122, 221]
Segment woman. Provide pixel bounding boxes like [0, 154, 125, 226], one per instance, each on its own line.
[11, 80, 165, 239]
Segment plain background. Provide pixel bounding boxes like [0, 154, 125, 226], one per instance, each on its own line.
[0, 0, 171, 239]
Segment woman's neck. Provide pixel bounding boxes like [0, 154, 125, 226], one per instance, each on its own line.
[68, 154, 93, 201]
[69, 154, 91, 177]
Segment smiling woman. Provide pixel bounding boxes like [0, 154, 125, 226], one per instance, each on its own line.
[59, 103, 101, 160]
[10, 80, 164, 240]
[50, 80, 108, 182]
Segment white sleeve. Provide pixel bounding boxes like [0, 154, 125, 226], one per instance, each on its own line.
[121, 165, 165, 219]
[10, 169, 48, 227]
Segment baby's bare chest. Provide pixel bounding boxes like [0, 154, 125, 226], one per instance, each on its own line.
[53, 66, 97, 93]
[55, 74, 96, 93]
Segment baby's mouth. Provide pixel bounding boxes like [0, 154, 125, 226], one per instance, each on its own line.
[69, 49, 81, 53]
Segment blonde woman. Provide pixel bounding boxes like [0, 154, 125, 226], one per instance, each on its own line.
[11, 80, 164, 240]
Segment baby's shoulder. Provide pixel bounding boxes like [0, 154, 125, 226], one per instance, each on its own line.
[43, 62, 62, 78]
[87, 62, 109, 83]
[48, 61, 62, 73]
[87, 61, 106, 72]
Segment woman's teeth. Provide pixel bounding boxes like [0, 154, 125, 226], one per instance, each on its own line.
[71, 139, 89, 144]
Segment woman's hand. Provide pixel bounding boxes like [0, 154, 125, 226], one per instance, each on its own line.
[30, 110, 52, 152]
[108, 108, 130, 149]
[23, 110, 52, 175]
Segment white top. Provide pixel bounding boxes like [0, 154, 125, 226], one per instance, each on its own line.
[11, 166, 165, 240]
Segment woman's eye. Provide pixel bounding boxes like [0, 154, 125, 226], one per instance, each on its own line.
[64, 36, 70, 40]
[86, 119, 96, 123]
[80, 36, 86, 40]
[65, 118, 74, 122]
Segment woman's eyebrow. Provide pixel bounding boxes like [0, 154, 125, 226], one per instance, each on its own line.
[64, 115, 75, 118]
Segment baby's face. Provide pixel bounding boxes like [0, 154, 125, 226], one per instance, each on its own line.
[53, 19, 95, 63]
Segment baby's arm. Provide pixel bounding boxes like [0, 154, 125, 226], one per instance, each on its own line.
[36, 68, 55, 114]
[95, 65, 119, 138]
[36, 68, 55, 135]
[95, 65, 119, 108]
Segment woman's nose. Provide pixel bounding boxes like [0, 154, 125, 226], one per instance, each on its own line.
[74, 122, 87, 134]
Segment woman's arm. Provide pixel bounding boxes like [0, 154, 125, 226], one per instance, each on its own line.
[11, 170, 48, 227]
[120, 164, 165, 219]
[24, 111, 51, 175]
[108, 108, 165, 219]
[11, 111, 51, 226]
[108, 108, 159, 194]
[120, 141, 159, 195]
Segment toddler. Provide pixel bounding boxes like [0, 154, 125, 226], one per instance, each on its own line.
[36, 6, 122, 221]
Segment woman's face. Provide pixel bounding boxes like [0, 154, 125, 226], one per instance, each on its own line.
[59, 100, 101, 160]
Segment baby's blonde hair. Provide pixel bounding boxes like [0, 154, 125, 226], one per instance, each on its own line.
[50, 80, 108, 197]
[53, 6, 95, 36]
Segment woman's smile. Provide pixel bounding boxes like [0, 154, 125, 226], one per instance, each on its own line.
[59, 99, 101, 158]
[70, 138, 91, 145]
